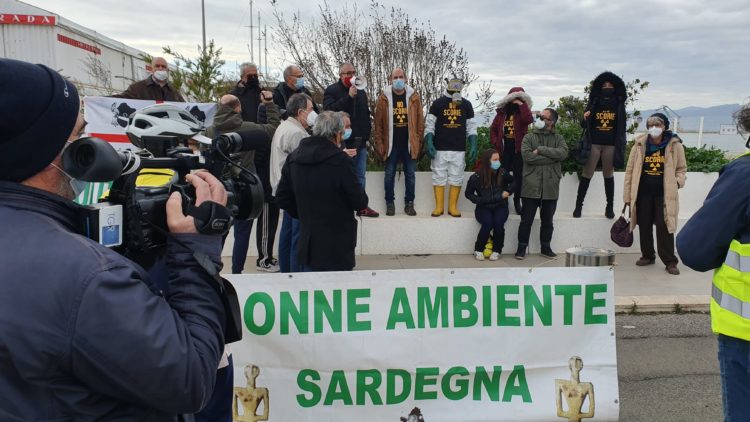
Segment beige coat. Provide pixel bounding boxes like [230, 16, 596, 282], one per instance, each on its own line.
[623, 134, 687, 233]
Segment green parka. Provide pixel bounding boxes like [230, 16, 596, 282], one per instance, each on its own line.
[520, 128, 568, 200]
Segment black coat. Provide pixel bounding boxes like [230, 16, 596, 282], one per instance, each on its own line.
[275, 136, 368, 271]
[229, 82, 262, 123]
[323, 80, 372, 144]
[581, 71, 628, 168]
[465, 170, 514, 209]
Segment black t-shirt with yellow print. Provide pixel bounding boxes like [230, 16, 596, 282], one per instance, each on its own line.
[503, 114, 515, 141]
[429, 96, 474, 151]
[639, 143, 667, 196]
[392, 91, 408, 149]
[591, 101, 617, 145]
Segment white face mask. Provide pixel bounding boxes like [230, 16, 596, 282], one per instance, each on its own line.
[153, 70, 168, 82]
[648, 127, 664, 138]
[534, 118, 546, 130]
[306, 110, 318, 127]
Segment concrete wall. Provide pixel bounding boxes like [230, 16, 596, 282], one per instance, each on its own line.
[223, 171, 718, 257]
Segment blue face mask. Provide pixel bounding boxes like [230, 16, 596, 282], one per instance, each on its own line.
[490, 161, 501, 171]
[393, 79, 405, 90]
[51, 163, 87, 199]
[343, 128, 352, 140]
[295, 77, 305, 90]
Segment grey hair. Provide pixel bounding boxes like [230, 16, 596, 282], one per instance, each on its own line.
[287, 93, 311, 119]
[336, 111, 351, 121]
[239, 62, 257, 73]
[646, 116, 665, 127]
[283, 65, 299, 80]
[734, 102, 750, 134]
[339, 62, 354, 73]
[312, 111, 344, 140]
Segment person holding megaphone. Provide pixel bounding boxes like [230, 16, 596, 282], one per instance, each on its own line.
[324, 62, 380, 217]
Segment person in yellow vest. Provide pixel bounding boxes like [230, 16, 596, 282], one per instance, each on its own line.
[677, 102, 750, 420]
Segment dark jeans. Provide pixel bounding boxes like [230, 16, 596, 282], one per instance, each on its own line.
[517, 197, 557, 246]
[474, 206, 509, 252]
[230, 201, 280, 273]
[636, 194, 678, 265]
[502, 139, 515, 171]
[194, 354, 233, 422]
[718, 334, 750, 421]
[353, 146, 368, 189]
[278, 211, 300, 273]
[513, 158, 523, 199]
[384, 146, 416, 203]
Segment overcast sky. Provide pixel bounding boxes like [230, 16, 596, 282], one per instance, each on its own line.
[26, 0, 750, 110]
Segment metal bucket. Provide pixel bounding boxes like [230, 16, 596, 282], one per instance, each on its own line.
[565, 246, 616, 267]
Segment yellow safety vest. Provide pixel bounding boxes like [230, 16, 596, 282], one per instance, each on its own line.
[711, 152, 750, 341]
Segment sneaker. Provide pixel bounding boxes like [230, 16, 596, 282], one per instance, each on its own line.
[357, 207, 380, 217]
[666, 264, 681, 275]
[256, 259, 280, 273]
[474, 251, 485, 261]
[386, 202, 395, 216]
[489, 252, 500, 261]
[404, 202, 417, 216]
[636, 257, 656, 266]
[515, 245, 527, 260]
[540, 247, 557, 259]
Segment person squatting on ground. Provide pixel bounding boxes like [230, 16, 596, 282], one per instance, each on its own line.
[515, 108, 568, 260]
[324, 62, 380, 218]
[373, 68, 425, 216]
[270, 93, 314, 273]
[623, 112, 686, 275]
[116, 56, 185, 102]
[206, 93, 281, 273]
[0, 58, 227, 420]
[574, 71, 628, 219]
[677, 101, 750, 421]
[276, 111, 369, 272]
[425, 77, 478, 217]
[465, 149, 514, 261]
[489, 87, 533, 215]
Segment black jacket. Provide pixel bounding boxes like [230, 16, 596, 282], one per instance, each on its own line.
[0, 182, 225, 420]
[229, 81, 262, 122]
[263, 82, 319, 122]
[275, 136, 368, 271]
[465, 170, 514, 209]
[581, 71, 628, 168]
[323, 80, 372, 144]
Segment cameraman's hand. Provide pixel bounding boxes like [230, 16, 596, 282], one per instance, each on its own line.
[344, 148, 358, 158]
[166, 171, 228, 234]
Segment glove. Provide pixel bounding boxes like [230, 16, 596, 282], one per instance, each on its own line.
[425, 133, 436, 159]
[468, 134, 478, 163]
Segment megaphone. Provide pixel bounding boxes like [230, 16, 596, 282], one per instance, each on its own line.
[350, 75, 367, 90]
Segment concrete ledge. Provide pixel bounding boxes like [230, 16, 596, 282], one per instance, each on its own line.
[615, 295, 710, 313]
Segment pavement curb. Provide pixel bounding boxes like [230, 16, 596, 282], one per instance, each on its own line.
[615, 295, 710, 313]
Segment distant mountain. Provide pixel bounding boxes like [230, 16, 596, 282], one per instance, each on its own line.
[637, 104, 741, 132]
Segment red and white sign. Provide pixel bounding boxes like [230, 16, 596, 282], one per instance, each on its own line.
[0, 14, 56, 25]
[57, 34, 102, 55]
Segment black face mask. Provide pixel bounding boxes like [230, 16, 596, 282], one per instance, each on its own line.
[247, 75, 260, 87]
[506, 103, 519, 114]
[602, 87, 615, 97]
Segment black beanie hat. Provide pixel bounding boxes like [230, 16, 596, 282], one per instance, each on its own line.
[0, 58, 80, 182]
[649, 112, 670, 130]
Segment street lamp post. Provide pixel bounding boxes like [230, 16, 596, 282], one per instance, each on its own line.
[201, 0, 206, 52]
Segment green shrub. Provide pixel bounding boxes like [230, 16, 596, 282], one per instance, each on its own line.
[683, 145, 729, 172]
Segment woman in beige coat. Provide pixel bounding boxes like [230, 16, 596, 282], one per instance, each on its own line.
[623, 113, 687, 275]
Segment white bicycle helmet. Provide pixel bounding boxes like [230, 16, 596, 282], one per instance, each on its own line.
[125, 103, 205, 148]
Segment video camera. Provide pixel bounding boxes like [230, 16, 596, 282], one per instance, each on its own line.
[64, 105, 266, 270]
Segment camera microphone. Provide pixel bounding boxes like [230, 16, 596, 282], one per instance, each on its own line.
[62, 137, 140, 182]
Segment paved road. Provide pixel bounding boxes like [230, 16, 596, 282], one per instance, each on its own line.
[616, 313, 722, 421]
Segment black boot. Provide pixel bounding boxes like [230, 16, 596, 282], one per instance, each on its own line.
[515, 244, 527, 260]
[541, 244, 557, 258]
[604, 176, 615, 219]
[573, 176, 591, 218]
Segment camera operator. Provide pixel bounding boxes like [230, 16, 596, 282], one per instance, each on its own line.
[0, 59, 228, 420]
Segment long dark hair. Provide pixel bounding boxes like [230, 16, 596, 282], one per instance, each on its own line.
[478, 148, 502, 188]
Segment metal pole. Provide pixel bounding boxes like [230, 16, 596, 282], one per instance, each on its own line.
[201, 0, 206, 52]
[698, 116, 705, 148]
[264, 24, 268, 76]
[249, 0, 254, 61]
[258, 12, 262, 71]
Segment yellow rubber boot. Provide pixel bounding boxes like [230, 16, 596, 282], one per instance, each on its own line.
[448, 185, 462, 217]
[431, 185, 445, 217]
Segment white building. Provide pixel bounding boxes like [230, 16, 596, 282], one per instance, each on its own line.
[0, 0, 149, 95]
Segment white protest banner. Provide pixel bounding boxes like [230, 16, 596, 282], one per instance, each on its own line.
[227, 266, 619, 421]
[82, 96, 217, 149]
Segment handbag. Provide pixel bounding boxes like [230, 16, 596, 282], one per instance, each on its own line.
[574, 128, 591, 165]
[610, 204, 633, 247]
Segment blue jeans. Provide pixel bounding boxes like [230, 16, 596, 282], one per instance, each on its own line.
[384, 146, 416, 203]
[718, 334, 750, 421]
[353, 147, 367, 189]
[474, 206, 509, 252]
[278, 211, 301, 273]
[231, 219, 253, 274]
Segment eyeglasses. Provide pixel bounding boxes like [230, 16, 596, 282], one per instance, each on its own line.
[340, 71, 355, 76]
